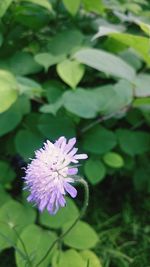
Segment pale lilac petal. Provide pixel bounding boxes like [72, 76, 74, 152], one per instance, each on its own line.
[54, 136, 66, 148]
[68, 168, 78, 175]
[67, 148, 78, 157]
[64, 183, 77, 198]
[64, 138, 76, 154]
[74, 154, 88, 160]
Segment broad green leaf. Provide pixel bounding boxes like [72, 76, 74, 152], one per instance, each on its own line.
[17, 76, 43, 98]
[84, 158, 106, 185]
[57, 59, 85, 88]
[0, 95, 30, 137]
[0, 200, 36, 250]
[0, 70, 18, 113]
[15, 130, 43, 161]
[40, 99, 63, 115]
[0, 0, 13, 17]
[133, 167, 150, 192]
[38, 114, 76, 140]
[15, 224, 57, 267]
[63, 89, 99, 118]
[134, 74, 150, 97]
[110, 33, 150, 65]
[119, 50, 142, 71]
[43, 81, 64, 103]
[103, 152, 124, 168]
[80, 250, 103, 267]
[0, 161, 16, 186]
[136, 20, 150, 35]
[82, 0, 105, 14]
[40, 198, 79, 229]
[63, 220, 99, 249]
[62, 0, 81, 15]
[21, 0, 52, 11]
[9, 52, 41, 75]
[0, 187, 11, 207]
[48, 29, 84, 56]
[83, 126, 117, 154]
[34, 53, 65, 71]
[53, 250, 86, 267]
[75, 48, 135, 81]
[117, 129, 150, 156]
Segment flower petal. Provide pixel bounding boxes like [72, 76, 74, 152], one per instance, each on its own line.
[64, 182, 77, 198]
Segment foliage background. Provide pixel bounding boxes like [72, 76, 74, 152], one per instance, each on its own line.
[0, 0, 150, 266]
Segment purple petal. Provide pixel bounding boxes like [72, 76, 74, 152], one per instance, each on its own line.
[67, 148, 78, 157]
[54, 136, 66, 148]
[64, 183, 77, 198]
[64, 138, 76, 154]
[74, 154, 88, 160]
[68, 168, 78, 175]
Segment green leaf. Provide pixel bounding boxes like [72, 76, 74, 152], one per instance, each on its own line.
[0, 187, 11, 207]
[38, 114, 76, 140]
[80, 250, 103, 267]
[75, 48, 135, 81]
[63, 89, 99, 118]
[63, 220, 99, 249]
[34, 53, 65, 71]
[83, 126, 117, 154]
[117, 129, 150, 156]
[134, 74, 150, 97]
[82, 0, 105, 14]
[17, 76, 43, 98]
[9, 52, 41, 75]
[48, 29, 84, 56]
[103, 152, 124, 168]
[43, 81, 64, 103]
[21, 0, 52, 11]
[110, 33, 150, 65]
[84, 158, 106, 185]
[0, 33, 3, 46]
[57, 59, 85, 88]
[0, 161, 16, 186]
[0, 200, 36, 250]
[136, 20, 150, 35]
[62, 0, 81, 15]
[53, 249, 86, 267]
[0, 0, 13, 17]
[40, 99, 63, 115]
[15, 130, 43, 161]
[0, 70, 18, 113]
[15, 224, 57, 267]
[40, 198, 79, 229]
[0, 95, 30, 137]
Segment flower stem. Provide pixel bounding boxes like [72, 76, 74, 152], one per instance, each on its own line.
[35, 177, 89, 267]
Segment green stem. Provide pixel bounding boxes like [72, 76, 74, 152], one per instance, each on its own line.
[35, 177, 89, 267]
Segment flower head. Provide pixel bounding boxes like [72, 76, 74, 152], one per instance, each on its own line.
[24, 136, 88, 214]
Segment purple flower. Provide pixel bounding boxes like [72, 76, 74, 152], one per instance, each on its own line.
[24, 136, 88, 215]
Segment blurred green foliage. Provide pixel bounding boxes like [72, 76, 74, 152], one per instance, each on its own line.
[0, 0, 150, 266]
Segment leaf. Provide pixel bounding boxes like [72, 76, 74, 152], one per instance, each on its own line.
[80, 250, 103, 267]
[134, 74, 150, 97]
[43, 81, 64, 103]
[0, 33, 3, 46]
[81, 0, 105, 14]
[0, 161, 16, 186]
[83, 126, 117, 154]
[9, 52, 41, 75]
[57, 59, 85, 88]
[48, 29, 84, 56]
[63, 220, 99, 249]
[38, 114, 76, 140]
[0, 200, 36, 250]
[136, 20, 150, 35]
[15, 130, 43, 161]
[75, 48, 135, 81]
[63, 89, 99, 118]
[117, 129, 150, 156]
[103, 152, 124, 168]
[15, 224, 57, 267]
[21, 0, 52, 11]
[0, 187, 11, 207]
[34, 53, 65, 71]
[40, 99, 63, 115]
[17, 76, 43, 98]
[110, 33, 150, 65]
[0, 0, 13, 17]
[62, 0, 81, 15]
[53, 249, 86, 267]
[40, 198, 79, 229]
[0, 95, 30, 137]
[84, 158, 106, 185]
[0, 70, 18, 113]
